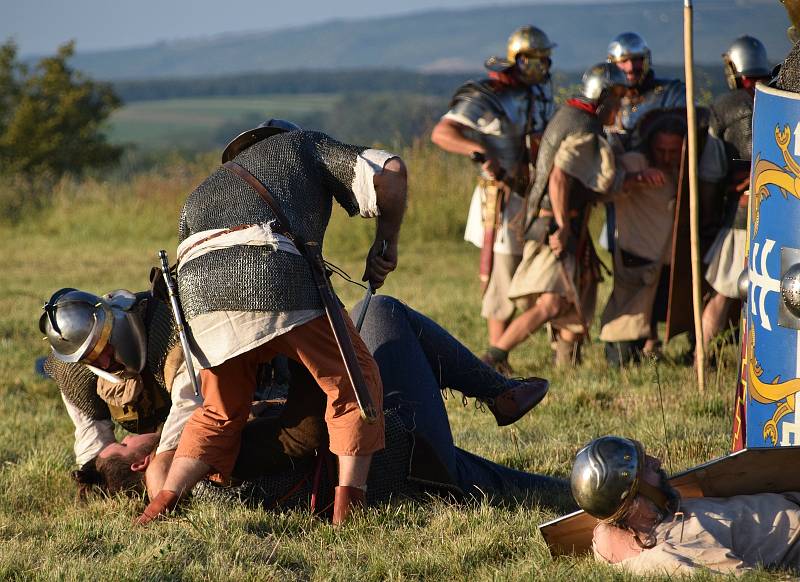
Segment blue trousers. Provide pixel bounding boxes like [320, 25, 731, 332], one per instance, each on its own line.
[356, 296, 567, 499]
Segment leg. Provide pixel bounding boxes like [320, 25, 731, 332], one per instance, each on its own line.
[139, 343, 275, 524]
[494, 292, 565, 352]
[272, 315, 384, 480]
[453, 448, 570, 505]
[482, 253, 522, 346]
[701, 292, 731, 348]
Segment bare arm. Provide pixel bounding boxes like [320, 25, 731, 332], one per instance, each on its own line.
[364, 157, 408, 288]
[144, 449, 175, 500]
[548, 165, 571, 257]
[431, 118, 504, 179]
[431, 118, 485, 157]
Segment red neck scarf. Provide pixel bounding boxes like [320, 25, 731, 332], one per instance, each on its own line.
[488, 69, 526, 89]
[566, 98, 599, 115]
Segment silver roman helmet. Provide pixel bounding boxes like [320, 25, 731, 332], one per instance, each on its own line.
[723, 36, 770, 90]
[39, 288, 147, 378]
[580, 62, 628, 102]
[571, 436, 669, 523]
[507, 25, 556, 85]
[607, 32, 651, 86]
[221, 118, 302, 163]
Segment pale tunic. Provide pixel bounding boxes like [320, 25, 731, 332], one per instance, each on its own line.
[599, 153, 677, 341]
[507, 132, 618, 333]
[597, 493, 800, 576]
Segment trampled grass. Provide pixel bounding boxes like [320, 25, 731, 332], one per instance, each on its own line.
[0, 143, 767, 580]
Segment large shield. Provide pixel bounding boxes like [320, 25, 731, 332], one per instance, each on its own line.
[745, 83, 800, 448]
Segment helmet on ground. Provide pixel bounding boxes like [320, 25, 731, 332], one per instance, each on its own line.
[571, 435, 670, 523]
[40, 288, 146, 377]
[221, 119, 302, 163]
[723, 35, 770, 90]
[607, 32, 651, 86]
[580, 62, 628, 102]
[506, 25, 556, 84]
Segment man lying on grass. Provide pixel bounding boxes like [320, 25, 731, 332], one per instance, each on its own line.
[571, 436, 800, 575]
[41, 290, 566, 520]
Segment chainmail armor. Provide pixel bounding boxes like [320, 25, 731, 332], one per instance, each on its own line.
[776, 42, 800, 93]
[448, 79, 553, 179]
[617, 72, 686, 150]
[44, 355, 110, 421]
[708, 88, 754, 161]
[193, 408, 421, 509]
[178, 130, 367, 319]
[525, 104, 603, 231]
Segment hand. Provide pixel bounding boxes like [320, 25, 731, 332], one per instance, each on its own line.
[134, 489, 179, 526]
[548, 227, 570, 258]
[734, 173, 751, 193]
[362, 239, 398, 289]
[481, 158, 506, 182]
[637, 168, 666, 187]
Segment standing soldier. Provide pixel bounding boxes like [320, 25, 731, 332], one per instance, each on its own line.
[699, 36, 771, 359]
[481, 64, 665, 370]
[138, 121, 408, 526]
[605, 32, 686, 153]
[431, 25, 555, 364]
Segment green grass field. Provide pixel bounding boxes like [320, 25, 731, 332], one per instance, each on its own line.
[107, 94, 338, 150]
[0, 143, 772, 580]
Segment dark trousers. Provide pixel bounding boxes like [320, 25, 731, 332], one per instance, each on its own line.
[356, 296, 567, 498]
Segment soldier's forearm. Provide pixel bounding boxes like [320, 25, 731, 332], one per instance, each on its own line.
[431, 119, 485, 157]
[548, 165, 571, 229]
[374, 157, 408, 242]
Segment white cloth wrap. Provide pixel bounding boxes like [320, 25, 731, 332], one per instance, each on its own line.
[155, 358, 203, 455]
[176, 224, 300, 272]
[61, 392, 116, 467]
[353, 148, 395, 218]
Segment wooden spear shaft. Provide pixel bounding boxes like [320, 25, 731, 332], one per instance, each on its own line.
[684, 0, 706, 393]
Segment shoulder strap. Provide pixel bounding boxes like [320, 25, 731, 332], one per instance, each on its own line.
[222, 161, 298, 242]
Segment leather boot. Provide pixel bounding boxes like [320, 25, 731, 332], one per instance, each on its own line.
[332, 485, 366, 525]
[135, 489, 179, 526]
[488, 377, 549, 426]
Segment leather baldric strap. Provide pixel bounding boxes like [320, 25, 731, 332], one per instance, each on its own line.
[220, 160, 379, 424]
[223, 161, 298, 243]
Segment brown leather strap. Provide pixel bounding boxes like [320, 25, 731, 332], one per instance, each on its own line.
[222, 161, 297, 241]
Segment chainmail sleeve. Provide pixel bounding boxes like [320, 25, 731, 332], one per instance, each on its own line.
[311, 131, 368, 217]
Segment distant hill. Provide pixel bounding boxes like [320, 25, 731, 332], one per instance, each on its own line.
[64, 0, 790, 81]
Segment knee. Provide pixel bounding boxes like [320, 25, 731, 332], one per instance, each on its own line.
[537, 294, 564, 319]
[359, 295, 404, 327]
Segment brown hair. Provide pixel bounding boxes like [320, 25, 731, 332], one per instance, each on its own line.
[94, 454, 146, 496]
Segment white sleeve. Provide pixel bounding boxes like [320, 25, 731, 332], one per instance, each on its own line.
[60, 392, 115, 467]
[351, 148, 397, 218]
[156, 360, 203, 455]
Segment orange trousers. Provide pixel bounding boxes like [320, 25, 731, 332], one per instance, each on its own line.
[175, 314, 385, 478]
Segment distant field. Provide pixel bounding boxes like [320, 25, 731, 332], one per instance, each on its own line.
[107, 94, 338, 150]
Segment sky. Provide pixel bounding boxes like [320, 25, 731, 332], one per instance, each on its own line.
[3, 0, 654, 56]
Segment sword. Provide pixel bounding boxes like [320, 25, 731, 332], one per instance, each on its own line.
[355, 239, 387, 332]
[304, 242, 379, 424]
[158, 250, 201, 397]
